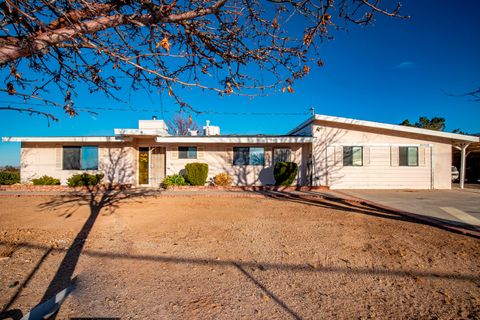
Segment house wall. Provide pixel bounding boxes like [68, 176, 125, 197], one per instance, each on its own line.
[310, 122, 452, 189]
[20, 141, 309, 187]
[20, 142, 136, 185]
[164, 143, 307, 186]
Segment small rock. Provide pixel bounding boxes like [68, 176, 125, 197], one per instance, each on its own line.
[260, 293, 270, 301]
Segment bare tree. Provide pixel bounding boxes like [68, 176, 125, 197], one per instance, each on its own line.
[167, 112, 198, 135]
[441, 87, 480, 102]
[0, 0, 407, 121]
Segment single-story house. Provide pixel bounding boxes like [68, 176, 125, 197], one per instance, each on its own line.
[3, 114, 479, 189]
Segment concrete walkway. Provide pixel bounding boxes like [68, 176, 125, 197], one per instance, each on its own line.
[338, 188, 480, 234]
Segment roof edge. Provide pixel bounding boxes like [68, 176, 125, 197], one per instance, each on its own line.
[312, 114, 480, 143]
[155, 136, 314, 144]
[286, 115, 315, 135]
[2, 136, 127, 143]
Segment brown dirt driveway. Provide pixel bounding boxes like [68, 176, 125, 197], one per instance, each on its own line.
[0, 191, 479, 319]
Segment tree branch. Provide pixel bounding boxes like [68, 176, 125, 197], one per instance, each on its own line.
[0, 0, 227, 65]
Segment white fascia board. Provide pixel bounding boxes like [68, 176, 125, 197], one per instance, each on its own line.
[313, 114, 480, 143]
[2, 136, 126, 143]
[155, 136, 314, 144]
[114, 128, 170, 136]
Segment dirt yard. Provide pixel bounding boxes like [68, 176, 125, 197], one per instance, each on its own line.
[0, 191, 479, 319]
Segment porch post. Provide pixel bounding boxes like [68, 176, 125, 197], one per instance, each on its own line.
[459, 143, 470, 189]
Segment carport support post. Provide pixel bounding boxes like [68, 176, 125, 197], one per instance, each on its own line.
[459, 143, 470, 189]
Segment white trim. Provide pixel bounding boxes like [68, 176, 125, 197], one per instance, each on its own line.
[313, 114, 479, 143]
[155, 136, 314, 144]
[288, 114, 479, 143]
[2, 136, 126, 143]
[325, 143, 433, 147]
[114, 128, 169, 136]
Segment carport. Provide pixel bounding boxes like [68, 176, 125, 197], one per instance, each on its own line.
[453, 139, 480, 189]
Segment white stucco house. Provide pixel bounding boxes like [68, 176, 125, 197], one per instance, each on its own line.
[2, 114, 479, 189]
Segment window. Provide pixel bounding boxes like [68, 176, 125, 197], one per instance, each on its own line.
[178, 146, 197, 159]
[274, 148, 291, 163]
[343, 146, 363, 166]
[63, 146, 98, 170]
[233, 147, 265, 165]
[399, 146, 418, 166]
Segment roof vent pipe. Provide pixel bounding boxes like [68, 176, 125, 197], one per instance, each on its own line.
[206, 120, 210, 126]
[152, 115, 157, 120]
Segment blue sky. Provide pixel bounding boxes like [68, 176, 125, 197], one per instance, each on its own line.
[1, 0, 479, 166]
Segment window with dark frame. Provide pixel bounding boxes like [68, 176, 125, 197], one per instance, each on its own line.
[273, 148, 291, 163]
[233, 147, 265, 165]
[343, 146, 363, 166]
[399, 146, 418, 166]
[62, 146, 98, 170]
[178, 146, 197, 159]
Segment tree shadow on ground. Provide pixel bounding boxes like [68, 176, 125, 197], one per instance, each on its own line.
[258, 190, 480, 238]
[1, 240, 479, 320]
[1, 188, 478, 319]
[0, 185, 161, 319]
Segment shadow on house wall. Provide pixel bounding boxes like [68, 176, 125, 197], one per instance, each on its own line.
[99, 146, 136, 186]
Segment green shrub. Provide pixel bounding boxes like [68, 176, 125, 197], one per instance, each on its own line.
[162, 174, 188, 188]
[67, 173, 104, 187]
[184, 163, 209, 186]
[274, 162, 298, 186]
[213, 172, 232, 186]
[32, 175, 60, 185]
[0, 171, 20, 185]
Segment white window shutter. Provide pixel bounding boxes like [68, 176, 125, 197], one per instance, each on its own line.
[363, 146, 370, 166]
[226, 147, 233, 163]
[334, 146, 343, 166]
[56, 145, 62, 169]
[390, 146, 399, 166]
[264, 147, 272, 166]
[419, 146, 427, 166]
[170, 147, 178, 159]
[197, 146, 204, 159]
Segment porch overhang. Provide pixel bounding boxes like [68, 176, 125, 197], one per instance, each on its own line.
[2, 136, 128, 143]
[155, 136, 314, 144]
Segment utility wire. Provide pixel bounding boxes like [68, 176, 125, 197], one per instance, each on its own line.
[0, 100, 310, 116]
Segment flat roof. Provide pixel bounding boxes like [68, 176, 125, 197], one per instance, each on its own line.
[155, 136, 314, 144]
[114, 128, 169, 136]
[2, 136, 127, 143]
[288, 114, 480, 143]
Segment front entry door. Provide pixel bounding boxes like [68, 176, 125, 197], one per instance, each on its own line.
[150, 147, 165, 187]
[138, 147, 150, 185]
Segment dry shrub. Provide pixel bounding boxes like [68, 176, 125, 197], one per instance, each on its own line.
[213, 172, 232, 186]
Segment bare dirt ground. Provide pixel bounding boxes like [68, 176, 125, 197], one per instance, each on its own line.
[0, 191, 479, 319]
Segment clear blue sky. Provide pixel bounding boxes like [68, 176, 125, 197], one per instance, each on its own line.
[1, 0, 479, 166]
